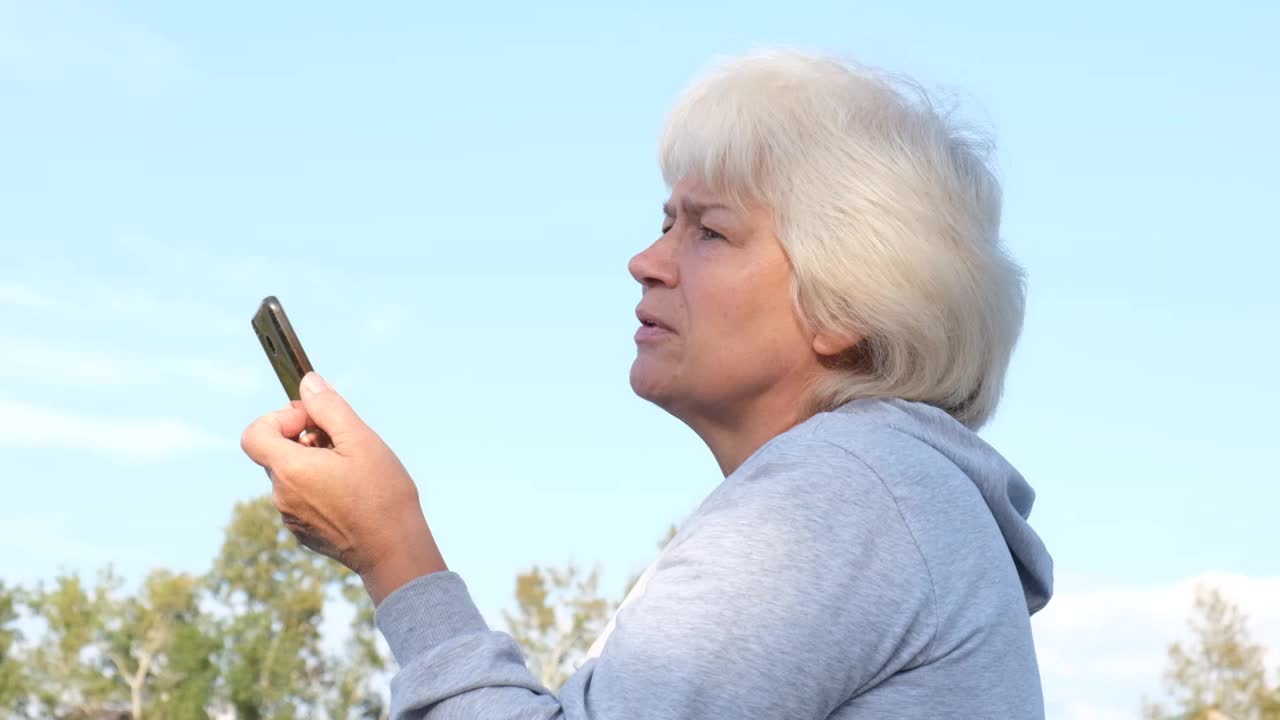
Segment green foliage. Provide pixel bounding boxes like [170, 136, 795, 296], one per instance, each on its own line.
[97, 569, 219, 720]
[211, 496, 346, 720]
[1144, 585, 1280, 720]
[0, 580, 28, 715]
[325, 578, 390, 720]
[25, 570, 123, 718]
[1, 495, 391, 719]
[150, 617, 220, 720]
[0, 501, 679, 717]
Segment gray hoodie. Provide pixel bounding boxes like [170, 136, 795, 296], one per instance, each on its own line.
[376, 397, 1054, 719]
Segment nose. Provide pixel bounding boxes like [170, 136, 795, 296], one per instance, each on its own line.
[628, 234, 678, 288]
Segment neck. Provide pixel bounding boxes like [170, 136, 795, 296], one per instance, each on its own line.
[682, 387, 814, 477]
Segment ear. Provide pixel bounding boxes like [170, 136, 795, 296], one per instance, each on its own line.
[812, 330, 861, 358]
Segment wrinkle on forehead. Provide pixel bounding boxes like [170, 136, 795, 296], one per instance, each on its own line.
[662, 196, 735, 221]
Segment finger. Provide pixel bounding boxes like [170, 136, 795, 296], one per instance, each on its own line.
[276, 405, 311, 438]
[298, 372, 367, 445]
[281, 402, 324, 445]
[241, 408, 311, 468]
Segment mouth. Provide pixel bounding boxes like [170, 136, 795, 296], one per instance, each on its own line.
[635, 307, 675, 343]
[636, 308, 673, 333]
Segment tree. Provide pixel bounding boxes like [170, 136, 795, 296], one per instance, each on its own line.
[0, 580, 29, 716]
[1144, 585, 1280, 720]
[11, 496, 684, 716]
[210, 496, 338, 720]
[99, 570, 218, 720]
[21, 568, 220, 720]
[504, 524, 678, 692]
[25, 570, 123, 719]
[2, 494, 393, 719]
[209, 495, 391, 719]
[323, 578, 390, 720]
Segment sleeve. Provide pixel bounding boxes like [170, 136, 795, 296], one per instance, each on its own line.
[375, 445, 939, 720]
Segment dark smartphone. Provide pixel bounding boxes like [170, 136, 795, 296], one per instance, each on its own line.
[251, 296, 332, 447]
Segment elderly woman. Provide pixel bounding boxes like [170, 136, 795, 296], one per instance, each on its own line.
[242, 51, 1053, 719]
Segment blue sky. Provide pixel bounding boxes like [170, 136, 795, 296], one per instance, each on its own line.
[1, 1, 1277, 717]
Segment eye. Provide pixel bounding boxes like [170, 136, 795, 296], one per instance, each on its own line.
[700, 226, 724, 241]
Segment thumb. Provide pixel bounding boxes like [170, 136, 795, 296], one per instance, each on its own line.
[299, 372, 366, 441]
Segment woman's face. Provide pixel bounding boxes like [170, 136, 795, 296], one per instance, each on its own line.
[628, 176, 824, 422]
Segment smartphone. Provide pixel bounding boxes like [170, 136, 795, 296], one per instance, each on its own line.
[252, 296, 331, 447]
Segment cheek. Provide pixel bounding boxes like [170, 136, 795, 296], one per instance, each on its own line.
[684, 263, 745, 326]
[689, 268, 805, 364]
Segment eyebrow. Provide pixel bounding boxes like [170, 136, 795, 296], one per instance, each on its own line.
[662, 199, 733, 219]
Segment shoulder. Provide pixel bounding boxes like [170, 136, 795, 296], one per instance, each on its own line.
[715, 398, 1000, 576]
[751, 400, 1002, 544]
[735, 397, 959, 496]
[652, 401, 943, 680]
[683, 399, 952, 576]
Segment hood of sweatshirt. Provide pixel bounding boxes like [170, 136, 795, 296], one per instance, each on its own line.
[839, 397, 1055, 613]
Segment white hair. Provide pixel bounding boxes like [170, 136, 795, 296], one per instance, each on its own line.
[659, 50, 1025, 429]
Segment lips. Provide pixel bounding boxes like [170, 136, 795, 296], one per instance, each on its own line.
[635, 307, 674, 332]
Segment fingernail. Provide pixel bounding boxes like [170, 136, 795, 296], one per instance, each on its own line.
[301, 372, 329, 397]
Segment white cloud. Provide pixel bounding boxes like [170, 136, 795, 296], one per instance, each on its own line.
[0, 268, 247, 337]
[0, 0, 188, 92]
[0, 512, 126, 573]
[112, 235, 346, 299]
[0, 336, 134, 385]
[0, 282, 65, 310]
[0, 399, 222, 460]
[3, 236, 397, 347]
[0, 336, 263, 393]
[1035, 572, 1280, 719]
[89, 281, 246, 336]
[114, 236, 278, 289]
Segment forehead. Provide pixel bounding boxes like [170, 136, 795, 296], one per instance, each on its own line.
[663, 177, 745, 218]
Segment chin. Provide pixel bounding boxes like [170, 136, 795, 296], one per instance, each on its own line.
[629, 357, 674, 408]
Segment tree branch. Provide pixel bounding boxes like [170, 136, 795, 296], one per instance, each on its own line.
[258, 628, 284, 693]
[106, 651, 133, 684]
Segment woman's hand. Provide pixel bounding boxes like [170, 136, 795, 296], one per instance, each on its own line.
[240, 372, 446, 605]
